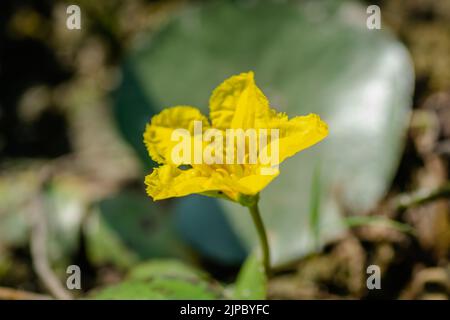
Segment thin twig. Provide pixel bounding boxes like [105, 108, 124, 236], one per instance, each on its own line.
[29, 167, 73, 300]
[0, 286, 51, 300]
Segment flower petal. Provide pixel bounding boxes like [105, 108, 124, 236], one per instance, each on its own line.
[237, 168, 279, 194]
[145, 165, 225, 200]
[145, 163, 277, 201]
[143, 106, 209, 164]
[266, 113, 328, 164]
[209, 71, 271, 130]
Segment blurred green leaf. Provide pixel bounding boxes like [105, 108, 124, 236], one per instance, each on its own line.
[129, 259, 209, 281]
[84, 206, 137, 269]
[92, 278, 219, 299]
[0, 211, 28, 249]
[84, 191, 189, 269]
[0, 170, 38, 248]
[92, 259, 222, 299]
[173, 195, 247, 265]
[115, 0, 414, 265]
[231, 253, 267, 300]
[343, 216, 416, 235]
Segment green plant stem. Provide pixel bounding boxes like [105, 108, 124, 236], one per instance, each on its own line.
[248, 202, 271, 276]
[395, 182, 450, 212]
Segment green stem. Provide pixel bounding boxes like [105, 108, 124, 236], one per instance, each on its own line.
[395, 182, 450, 212]
[248, 201, 271, 276]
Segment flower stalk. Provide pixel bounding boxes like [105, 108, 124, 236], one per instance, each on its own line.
[247, 200, 271, 276]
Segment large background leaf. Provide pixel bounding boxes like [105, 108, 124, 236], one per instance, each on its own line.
[114, 0, 414, 266]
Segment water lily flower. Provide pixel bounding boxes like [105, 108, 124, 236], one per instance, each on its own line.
[143, 71, 328, 203]
[143, 71, 328, 274]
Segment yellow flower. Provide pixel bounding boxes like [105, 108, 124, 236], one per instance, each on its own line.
[143, 71, 328, 203]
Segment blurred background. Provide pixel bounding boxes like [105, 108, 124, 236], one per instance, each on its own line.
[0, 0, 449, 299]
